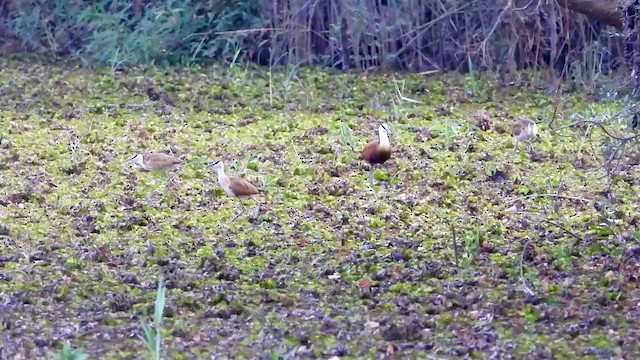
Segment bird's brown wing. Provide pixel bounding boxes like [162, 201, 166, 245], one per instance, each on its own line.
[150, 153, 182, 163]
[360, 140, 378, 161]
[372, 147, 392, 164]
[146, 153, 182, 170]
[361, 140, 392, 164]
[228, 176, 260, 196]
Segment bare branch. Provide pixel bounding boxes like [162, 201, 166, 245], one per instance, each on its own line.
[519, 238, 536, 297]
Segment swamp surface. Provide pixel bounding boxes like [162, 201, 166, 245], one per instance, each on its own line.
[0, 59, 639, 359]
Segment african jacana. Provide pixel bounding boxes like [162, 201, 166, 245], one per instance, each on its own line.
[361, 124, 392, 184]
[126, 152, 182, 189]
[127, 152, 182, 172]
[512, 117, 538, 152]
[208, 160, 260, 221]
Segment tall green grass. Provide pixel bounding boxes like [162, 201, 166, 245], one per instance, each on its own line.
[141, 280, 168, 360]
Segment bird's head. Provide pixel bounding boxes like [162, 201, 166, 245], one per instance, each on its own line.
[126, 153, 144, 165]
[379, 123, 390, 134]
[207, 160, 225, 171]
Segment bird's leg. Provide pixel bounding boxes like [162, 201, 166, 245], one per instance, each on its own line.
[229, 198, 246, 223]
[163, 172, 173, 193]
[513, 139, 520, 156]
[239, 198, 247, 213]
[367, 166, 379, 200]
[161, 172, 181, 208]
[162, 170, 181, 204]
[251, 198, 261, 218]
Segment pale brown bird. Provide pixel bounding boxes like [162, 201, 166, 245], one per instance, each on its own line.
[361, 124, 392, 185]
[208, 160, 260, 221]
[126, 152, 182, 190]
[127, 152, 182, 172]
[512, 117, 538, 152]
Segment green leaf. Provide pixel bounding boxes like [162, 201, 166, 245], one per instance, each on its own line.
[589, 225, 614, 237]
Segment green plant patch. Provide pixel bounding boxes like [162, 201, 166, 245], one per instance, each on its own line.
[0, 59, 638, 358]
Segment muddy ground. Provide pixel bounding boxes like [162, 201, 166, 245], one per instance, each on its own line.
[0, 58, 639, 359]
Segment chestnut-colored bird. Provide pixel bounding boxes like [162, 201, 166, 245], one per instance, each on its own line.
[361, 124, 392, 184]
[512, 117, 538, 152]
[208, 160, 260, 221]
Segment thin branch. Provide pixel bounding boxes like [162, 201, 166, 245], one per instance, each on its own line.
[577, 121, 640, 142]
[392, 3, 470, 58]
[477, 0, 513, 57]
[539, 219, 584, 244]
[519, 238, 536, 297]
[553, 176, 566, 215]
[547, 97, 561, 132]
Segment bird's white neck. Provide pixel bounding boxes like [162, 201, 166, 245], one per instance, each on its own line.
[215, 167, 226, 179]
[378, 128, 390, 147]
[134, 157, 149, 170]
[215, 166, 231, 189]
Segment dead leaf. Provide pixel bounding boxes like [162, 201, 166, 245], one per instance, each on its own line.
[386, 343, 399, 355]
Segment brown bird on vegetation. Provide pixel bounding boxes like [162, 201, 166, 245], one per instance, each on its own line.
[361, 124, 392, 184]
[127, 152, 182, 172]
[126, 152, 182, 190]
[512, 117, 538, 152]
[145, 85, 178, 107]
[208, 160, 261, 221]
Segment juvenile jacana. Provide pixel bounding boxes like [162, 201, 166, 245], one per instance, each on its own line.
[512, 117, 538, 152]
[361, 124, 392, 184]
[126, 152, 182, 189]
[127, 152, 182, 172]
[208, 160, 260, 221]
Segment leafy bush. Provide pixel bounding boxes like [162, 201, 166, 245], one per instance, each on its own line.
[0, 0, 628, 86]
[4, 0, 269, 66]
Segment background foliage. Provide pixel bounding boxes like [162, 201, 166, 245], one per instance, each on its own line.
[0, 1, 626, 83]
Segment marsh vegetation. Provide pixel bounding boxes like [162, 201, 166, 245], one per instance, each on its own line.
[1, 57, 639, 358]
[2, 0, 640, 357]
